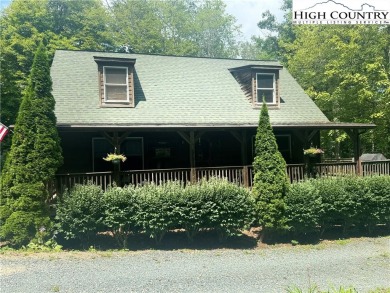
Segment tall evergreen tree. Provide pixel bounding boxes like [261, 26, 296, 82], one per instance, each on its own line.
[252, 102, 289, 237]
[0, 43, 63, 247]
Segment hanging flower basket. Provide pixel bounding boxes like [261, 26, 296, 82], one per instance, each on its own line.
[303, 147, 324, 157]
[103, 153, 127, 163]
[111, 158, 121, 165]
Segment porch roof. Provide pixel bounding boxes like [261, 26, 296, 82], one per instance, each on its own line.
[52, 50, 328, 127]
[56, 122, 375, 131]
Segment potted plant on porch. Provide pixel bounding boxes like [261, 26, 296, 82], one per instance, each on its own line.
[103, 147, 127, 165]
[303, 147, 324, 157]
[303, 146, 324, 178]
[103, 148, 126, 186]
[103, 153, 127, 164]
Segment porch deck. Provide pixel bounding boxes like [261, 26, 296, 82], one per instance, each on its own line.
[55, 160, 390, 194]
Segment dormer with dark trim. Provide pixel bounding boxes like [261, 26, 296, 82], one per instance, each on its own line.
[229, 64, 283, 109]
[94, 56, 136, 108]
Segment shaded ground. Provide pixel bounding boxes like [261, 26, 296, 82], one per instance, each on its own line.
[56, 225, 390, 251]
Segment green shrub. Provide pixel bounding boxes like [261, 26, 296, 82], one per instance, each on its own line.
[55, 183, 104, 241]
[343, 176, 371, 229]
[102, 185, 140, 248]
[252, 102, 289, 233]
[360, 176, 390, 232]
[0, 44, 62, 248]
[285, 180, 323, 235]
[0, 182, 52, 247]
[0, 211, 51, 247]
[193, 178, 254, 241]
[286, 176, 390, 237]
[312, 178, 352, 234]
[178, 182, 205, 242]
[136, 181, 183, 244]
[0, 204, 12, 227]
[8, 183, 49, 212]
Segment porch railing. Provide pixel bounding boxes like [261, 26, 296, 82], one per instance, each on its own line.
[286, 164, 305, 182]
[196, 166, 244, 185]
[120, 168, 191, 186]
[56, 171, 113, 194]
[362, 160, 390, 176]
[315, 162, 357, 177]
[55, 160, 390, 194]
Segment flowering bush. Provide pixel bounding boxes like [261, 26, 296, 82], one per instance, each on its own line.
[303, 147, 324, 156]
[103, 153, 127, 162]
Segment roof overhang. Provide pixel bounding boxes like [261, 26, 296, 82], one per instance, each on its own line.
[56, 122, 376, 132]
[270, 122, 376, 130]
[93, 56, 136, 65]
[229, 64, 283, 72]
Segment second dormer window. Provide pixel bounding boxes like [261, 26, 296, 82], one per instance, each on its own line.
[104, 66, 129, 102]
[256, 73, 275, 104]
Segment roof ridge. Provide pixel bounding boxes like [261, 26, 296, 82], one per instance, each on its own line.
[55, 49, 280, 63]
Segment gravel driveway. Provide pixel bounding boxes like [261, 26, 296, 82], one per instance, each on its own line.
[1, 237, 389, 293]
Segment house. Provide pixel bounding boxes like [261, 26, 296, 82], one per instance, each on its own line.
[51, 50, 374, 177]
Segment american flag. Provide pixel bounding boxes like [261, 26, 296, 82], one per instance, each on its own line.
[0, 123, 9, 142]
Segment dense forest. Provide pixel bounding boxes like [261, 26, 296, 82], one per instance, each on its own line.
[243, 0, 390, 157]
[1, 0, 389, 159]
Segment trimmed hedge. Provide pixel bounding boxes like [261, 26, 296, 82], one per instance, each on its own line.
[55, 183, 105, 241]
[55, 178, 255, 247]
[102, 185, 141, 248]
[136, 181, 184, 244]
[183, 178, 255, 242]
[55, 175, 390, 247]
[286, 176, 390, 236]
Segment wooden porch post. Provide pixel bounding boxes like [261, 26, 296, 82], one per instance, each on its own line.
[189, 131, 196, 183]
[229, 130, 250, 186]
[241, 131, 249, 187]
[101, 131, 131, 186]
[177, 130, 197, 183]
[241, 130, 248, 165]
[345, 129, 363, 176]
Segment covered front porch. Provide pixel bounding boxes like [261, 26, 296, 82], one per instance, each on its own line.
[55, 121, 383, 193]
[57, 122, 374, 173]
[58, 126, 303, 174]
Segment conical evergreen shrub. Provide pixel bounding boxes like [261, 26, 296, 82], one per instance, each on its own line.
[252, 102, 289, 234]
[0, 43, 63, 247]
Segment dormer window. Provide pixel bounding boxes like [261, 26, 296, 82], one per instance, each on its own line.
[256, 73, 275, 104]
[104, 66, 129, 102]
[94, 56, 136, 107]
[229, 64, 282, 109]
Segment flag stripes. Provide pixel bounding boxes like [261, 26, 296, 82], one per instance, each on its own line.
[0, 123, 9, 142]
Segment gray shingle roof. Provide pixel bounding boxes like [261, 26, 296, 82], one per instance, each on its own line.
[51, 50, 329, 128]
